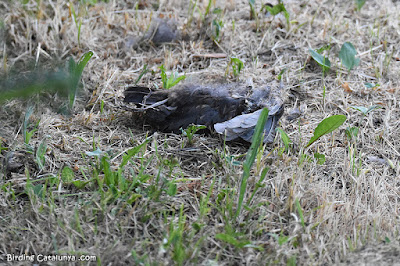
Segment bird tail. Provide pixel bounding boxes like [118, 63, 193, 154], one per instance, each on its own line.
[124, 86, 167, 106]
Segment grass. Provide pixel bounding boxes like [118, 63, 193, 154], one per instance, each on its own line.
[1, 0, 400, 265]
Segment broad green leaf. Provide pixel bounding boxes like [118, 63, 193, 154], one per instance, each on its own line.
[309, 48, 331, 73]
[305, 115, 347, 148]
[339, 42, 360, 71]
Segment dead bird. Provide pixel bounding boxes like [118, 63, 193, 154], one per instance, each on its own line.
[123, 83, 284, 143]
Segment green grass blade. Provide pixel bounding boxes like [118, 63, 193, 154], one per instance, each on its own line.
[236, 108, 269, 218]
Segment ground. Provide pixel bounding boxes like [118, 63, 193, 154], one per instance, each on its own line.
[1, 0, 400, 265]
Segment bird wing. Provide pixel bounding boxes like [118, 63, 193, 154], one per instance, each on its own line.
[214, 103, 284, 143]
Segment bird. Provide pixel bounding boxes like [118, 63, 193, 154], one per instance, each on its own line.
[123, 82, 284, 143]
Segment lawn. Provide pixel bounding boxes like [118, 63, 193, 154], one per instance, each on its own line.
[1, 0, 400, 265]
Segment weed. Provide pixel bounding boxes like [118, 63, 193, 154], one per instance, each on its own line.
[23, 105, 40, 145]
[263, 1, 290, 30]
[211, 8, 224, 42]
[313, 152, 326, 165]
[350, 105, 382, 116]
[305, 115, 347, 148]
[67, 51, 93, 110]
[248, 0, 261, 30]
[276, 127, 292, 154]
[226, 57, 244, 78]
[181, 124, 206, 147]
[160, 65, 186, 89]
[339, 42, 360, 71]
[0, 70, 70, 104]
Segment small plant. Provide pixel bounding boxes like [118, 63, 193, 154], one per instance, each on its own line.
[23, 105, 40, 145]
[229, 57, 244, 78]
[248, 0, 256, 19]
[212, 19, 224, 42]
[350, 105, 382, 116]
[181, 124, 206, 146]
[262, 1, 290, 30]
[305, 115, 347, 148]
[0, 70, 70, 104]
[339, 42, 360, 71]
[68, 51, 93, 110]
[276, 127, 292, 154]
[211, 8, 224, 42]
[215, 233, 255, 249]
[160, 65, 186, 89]
[248, 0, 261, 30]
[299, 115, 347, 166]
[345, 126, 361, 175]
[313, 153, 326, 165]
[68, 2, 83, 46]
[345, 127, 359, 142]
[225, 57, 244, 78]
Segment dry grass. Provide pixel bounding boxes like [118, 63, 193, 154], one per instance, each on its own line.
[1, 0, 400, 265]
